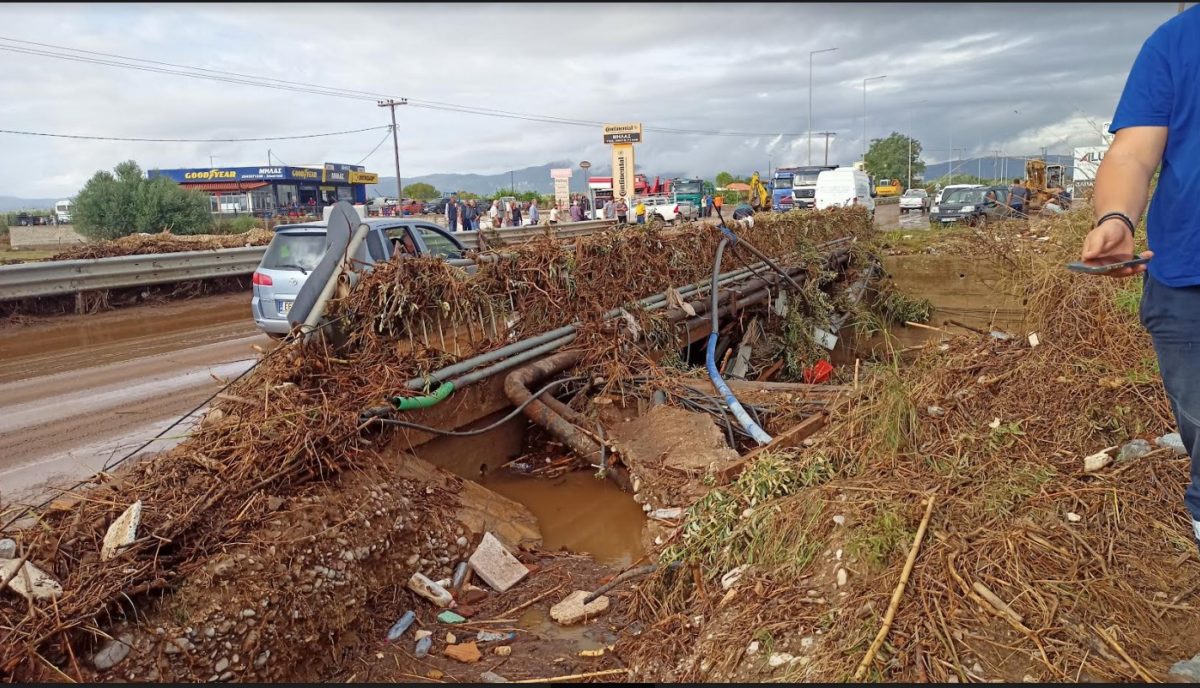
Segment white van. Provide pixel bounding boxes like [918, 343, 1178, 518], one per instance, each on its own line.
[54, 199, 72, 223]
[815, 168, 875, 219]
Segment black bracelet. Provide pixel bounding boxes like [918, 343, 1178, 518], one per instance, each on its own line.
[1097, 211, 1137, 237]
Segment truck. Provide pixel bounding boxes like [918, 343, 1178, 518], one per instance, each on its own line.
[669, 177, 713, 211]
[54, 200, 73, 224]
[874, 178, 903, 197]
[771, 165, 837, 210]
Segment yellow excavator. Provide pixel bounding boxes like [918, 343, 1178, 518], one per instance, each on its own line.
[1024, 159, 1068, 212]
[748, 171, 771, 212]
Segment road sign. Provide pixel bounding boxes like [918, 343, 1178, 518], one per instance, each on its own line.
[603, 122, 643, 144]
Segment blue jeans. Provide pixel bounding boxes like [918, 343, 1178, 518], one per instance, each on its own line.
[1141, 274, 1200, 545]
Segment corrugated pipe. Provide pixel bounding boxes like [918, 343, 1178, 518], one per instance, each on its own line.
[502, 350, 601, 461]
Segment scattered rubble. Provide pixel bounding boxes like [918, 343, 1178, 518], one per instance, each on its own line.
[468, 532, 529, 592]
[550, 590, 610, 625]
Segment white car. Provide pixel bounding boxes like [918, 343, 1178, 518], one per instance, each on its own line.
[899, 189, 930, 213]
[639, 196, 697, 223]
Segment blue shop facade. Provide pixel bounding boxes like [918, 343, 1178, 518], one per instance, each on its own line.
[150, 163, 379, 216]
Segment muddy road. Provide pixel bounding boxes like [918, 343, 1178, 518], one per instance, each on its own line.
[0, 293, 271, 503]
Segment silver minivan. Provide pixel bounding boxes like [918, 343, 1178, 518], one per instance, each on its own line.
[251, 219, 470, 337]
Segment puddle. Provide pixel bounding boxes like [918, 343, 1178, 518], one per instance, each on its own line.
[516, 605, 617, 650]
[482, 470, 646, 568]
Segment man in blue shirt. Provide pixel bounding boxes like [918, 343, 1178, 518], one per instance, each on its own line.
[1081, 6, 1200, 550]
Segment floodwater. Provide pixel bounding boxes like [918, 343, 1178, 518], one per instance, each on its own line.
[482, 470, 647, 568]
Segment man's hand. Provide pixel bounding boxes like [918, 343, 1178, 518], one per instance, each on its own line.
[1080, 219, 1151, 278]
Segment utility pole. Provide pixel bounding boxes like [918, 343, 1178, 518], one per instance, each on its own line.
[808, 47, 837, 166]
[817, 132, 836, 166]
[377, 98, 407, 200]
[209, 154, 216, 168]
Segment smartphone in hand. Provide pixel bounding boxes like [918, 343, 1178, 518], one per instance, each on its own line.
[1066, 255, 1151, 274]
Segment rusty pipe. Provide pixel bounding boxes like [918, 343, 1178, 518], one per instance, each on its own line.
[503, 350, 601, 461]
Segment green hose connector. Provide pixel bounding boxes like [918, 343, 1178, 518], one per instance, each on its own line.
[392, 381, 455, 410]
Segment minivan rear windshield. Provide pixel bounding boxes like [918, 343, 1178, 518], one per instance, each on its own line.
[261, 233, 326, 272]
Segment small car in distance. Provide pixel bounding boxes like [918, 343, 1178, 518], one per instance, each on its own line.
[899, 188, 930, 213]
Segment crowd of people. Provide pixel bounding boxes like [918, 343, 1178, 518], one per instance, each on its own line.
[441, 195, 544, 232]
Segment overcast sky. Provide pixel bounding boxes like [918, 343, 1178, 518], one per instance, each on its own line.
[0, 2, 1179, 198]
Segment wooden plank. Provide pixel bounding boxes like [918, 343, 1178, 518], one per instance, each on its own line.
[717, 411, 830, 483]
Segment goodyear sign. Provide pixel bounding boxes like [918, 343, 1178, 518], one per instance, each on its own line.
[153, 163, 370, 184]
[603, 122, 643, 144]
[348, 171, 379, 184]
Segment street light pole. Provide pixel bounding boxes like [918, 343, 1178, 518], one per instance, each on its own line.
[579, 160, 594, 219]
[861, 75, 887, 163]
[808, 47, 837, 166]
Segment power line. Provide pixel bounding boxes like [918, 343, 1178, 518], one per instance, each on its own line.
[0, 36, 809, 138]
[355, 129, 394, 165]
[0, 125, 390, 143]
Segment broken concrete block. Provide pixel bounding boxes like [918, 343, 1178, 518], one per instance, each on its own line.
[101, 500, 142, 562]
[468, 532, 528, 593]
[408, 573, 454, 608]
[481, 671, 510, 683]
[1, 559, 62, 600]
[0, 538, 15, 560]
[550, 590, 610, 625]
[443, 641, 481, 663]
[1082, 447, 1117, 473]
[721, 565, 748, 591]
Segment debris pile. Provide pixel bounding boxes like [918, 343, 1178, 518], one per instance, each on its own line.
[46, 229, 274, 261]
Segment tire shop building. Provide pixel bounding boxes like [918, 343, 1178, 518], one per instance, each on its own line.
[149, 162, 379, 216]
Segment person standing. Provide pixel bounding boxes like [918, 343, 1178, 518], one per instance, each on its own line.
[549, 204, 560, 226]
[603, 197, 615, 220]
[614, 197, 629, 224]
[488, 199, 500, 229]
[529, 199, 540, 226]
[511, 199, 523, 227]
[634, 199, 646, 225]
[445, 194, 459, 230]
[1079, 6, 1200, 553]
[1008, 179, 1029, 216]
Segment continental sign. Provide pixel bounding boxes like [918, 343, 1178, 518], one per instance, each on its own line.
[603, 122, 643, 144]
[348, 171, 379, 184]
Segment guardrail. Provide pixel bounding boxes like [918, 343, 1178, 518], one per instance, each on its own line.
[0, 219, 620, 301]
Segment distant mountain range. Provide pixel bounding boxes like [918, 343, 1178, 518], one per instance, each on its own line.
[923, 155, 1075, 182]
[367, 161, 690, 198]
[0, 195, 59, 212]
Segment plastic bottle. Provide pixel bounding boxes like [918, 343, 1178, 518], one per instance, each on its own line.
[414, 635, 433, 658]
[386, 610, 417, 641]
[407, 573, 454, 608]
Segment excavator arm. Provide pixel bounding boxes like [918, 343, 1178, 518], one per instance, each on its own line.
[748, 172, 771, 212]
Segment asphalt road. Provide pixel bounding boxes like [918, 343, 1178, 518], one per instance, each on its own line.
[0, 292, 269, 505]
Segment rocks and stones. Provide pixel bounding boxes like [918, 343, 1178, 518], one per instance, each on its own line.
[214, 657, 230, 673]
[746, 641, 760, 656]
[481, 671, 510, 683]
[1, 559, 63, 600]
[926, 405, 946, 418]
[1118, 439, 1152, 461]
[164, 637, 194, 654]
[1157, 433, 1188, 456]
[1066, 512, 1083, 523]
[92, 633, 134, 670]
[253, 651, 270, 670]
[721, 565, 749, 590]
[443, 641, 482, 663]
[768, 653, 796, 668]
[438, 610, 466, 624]
[468, 532, 529, 593]
[414, 630, 432, 641]
[476, 630, 516, 643]
[456, 537, 469, 548]
[0, 538, 16, 559]
[408, 573, 454, 608]
[1169, 654, 1200, 682]
[836, 568, 848, 587]
[494, 645, 512, 656]
[1082, 447, 1117, 473]
[101, 500, 143, 561]
[550, 590, 610, 625]
[800, 636, 814, 649]
[832, 514, 846, 527]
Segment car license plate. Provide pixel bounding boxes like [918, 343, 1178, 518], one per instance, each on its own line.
[277, 299, 293, 316]
[941, 218, 956, 223]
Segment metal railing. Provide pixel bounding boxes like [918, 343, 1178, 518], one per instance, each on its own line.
[0, 219, 620, 301]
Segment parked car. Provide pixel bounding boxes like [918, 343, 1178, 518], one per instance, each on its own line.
[640, 196, 697, 224]
[814, 168, 875, 220]
[899, 188, 930, 214]
[929, 186, 1013, 227]
[251, 219, 470, 338]
[932, 184, 983, 208]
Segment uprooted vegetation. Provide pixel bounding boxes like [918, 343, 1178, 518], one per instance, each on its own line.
[0, 209, 880, 682]
[617, 208, 1195, 683]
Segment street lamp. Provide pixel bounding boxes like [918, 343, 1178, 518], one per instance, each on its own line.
[861, 75, 887, 162]
[817, 132, 836, 166]
[579, 160, 594, 219]
[808, 47, 837, 166]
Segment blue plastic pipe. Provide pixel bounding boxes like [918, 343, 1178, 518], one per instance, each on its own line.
[706, 230, 773, 446]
